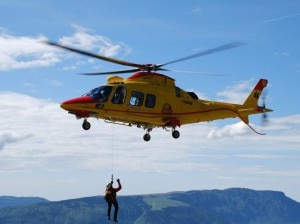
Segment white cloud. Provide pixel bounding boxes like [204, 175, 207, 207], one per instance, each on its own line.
[0, 31, 59, 71]
[207, 121, 250, 139]
[217, 79, 254, 104]
[59, 24, 131, 57]
[265, 115, 300, 131]
[0, 25, 131, 71]
[272, 114, 300, 124]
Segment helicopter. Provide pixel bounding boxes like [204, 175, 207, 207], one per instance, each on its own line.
[47, 41, 273, 141]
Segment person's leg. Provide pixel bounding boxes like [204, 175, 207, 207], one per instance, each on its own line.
[107, 202, 112, 220]
[113, 201, 119, 222]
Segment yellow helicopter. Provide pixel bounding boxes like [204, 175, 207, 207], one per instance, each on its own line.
[47, 41, 272, 141]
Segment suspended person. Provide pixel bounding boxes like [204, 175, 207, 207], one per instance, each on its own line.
[105, 178, 122, 222]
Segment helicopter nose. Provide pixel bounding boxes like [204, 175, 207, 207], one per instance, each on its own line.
[60, 96, 96, 111]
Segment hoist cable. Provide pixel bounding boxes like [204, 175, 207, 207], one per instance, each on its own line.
[111, 123, 115, 181]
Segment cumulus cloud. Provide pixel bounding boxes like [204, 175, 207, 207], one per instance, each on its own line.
[0, 25, 131, 71]
[0, 31, 59, 71]
[217, 79, 254, 104]
[59, 24, 131, 57]
[271, 114, 300, 127]
[207, 121, 250, 139]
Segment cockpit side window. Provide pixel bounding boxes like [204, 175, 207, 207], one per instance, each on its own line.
[86, 86, 113, 102]
[145, 94, 156, 108]
[130, 91, 144, 106]
[112, 86, 127, 104]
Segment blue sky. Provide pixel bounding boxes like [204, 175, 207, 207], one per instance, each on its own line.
[1, 0, 300, 201]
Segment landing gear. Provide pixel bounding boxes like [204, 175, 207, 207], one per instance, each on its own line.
[143, 133, 151, 141]
[142, 127, 180, 141]
[82, 119, 91, 130]
[143, 128, 152, 142]
[172, 129, 180, 139]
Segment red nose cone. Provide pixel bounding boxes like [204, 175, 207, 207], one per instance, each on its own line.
[60, 96, 97, 117]
[61, 96, 95, 105]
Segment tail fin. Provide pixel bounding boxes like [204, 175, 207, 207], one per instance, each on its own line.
[243, 79, 268, 107]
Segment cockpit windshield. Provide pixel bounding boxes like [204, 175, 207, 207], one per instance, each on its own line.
[85, 85, 113, 102]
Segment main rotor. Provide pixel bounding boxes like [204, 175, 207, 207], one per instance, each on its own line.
[46, 41, 245, 75]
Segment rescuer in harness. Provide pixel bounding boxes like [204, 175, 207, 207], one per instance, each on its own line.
[105, 178, 122, 222]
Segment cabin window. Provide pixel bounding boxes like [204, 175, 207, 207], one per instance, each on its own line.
[86, 85, 113, 102]
[130, 91, 144, 106]
[145, 94, 156, 108]
[175, 86, 181, 97]
[112, 86, 127, 104]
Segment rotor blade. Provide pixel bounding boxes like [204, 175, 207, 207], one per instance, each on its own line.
[158, 41, 246, 68]
[155, 67, 170, 72]
[82, 67, 169, 75]
[46, 41, 142, 68]
[81, 68, 141, 75]
[167, 69, 230, 76]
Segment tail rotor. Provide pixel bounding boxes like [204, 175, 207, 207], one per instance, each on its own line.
[261, 89, 269, 126]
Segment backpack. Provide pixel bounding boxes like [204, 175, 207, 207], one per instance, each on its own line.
[104, 185, 112, 202]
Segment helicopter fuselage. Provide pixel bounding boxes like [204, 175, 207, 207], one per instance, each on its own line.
[60, 72, 272, 141]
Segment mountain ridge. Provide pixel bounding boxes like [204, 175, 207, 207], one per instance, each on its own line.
[0, 196, 48, 209]
[1, 188, 300, 224]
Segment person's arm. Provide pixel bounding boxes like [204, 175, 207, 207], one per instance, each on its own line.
[115, 179, 122, 192]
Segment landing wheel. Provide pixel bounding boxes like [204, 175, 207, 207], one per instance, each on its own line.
[143, 133, 151, 142]
[82, 120, 91, 130]
[172, 130, 180, 139]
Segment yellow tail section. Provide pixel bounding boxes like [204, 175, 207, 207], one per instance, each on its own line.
[243, 79, 268, 107]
